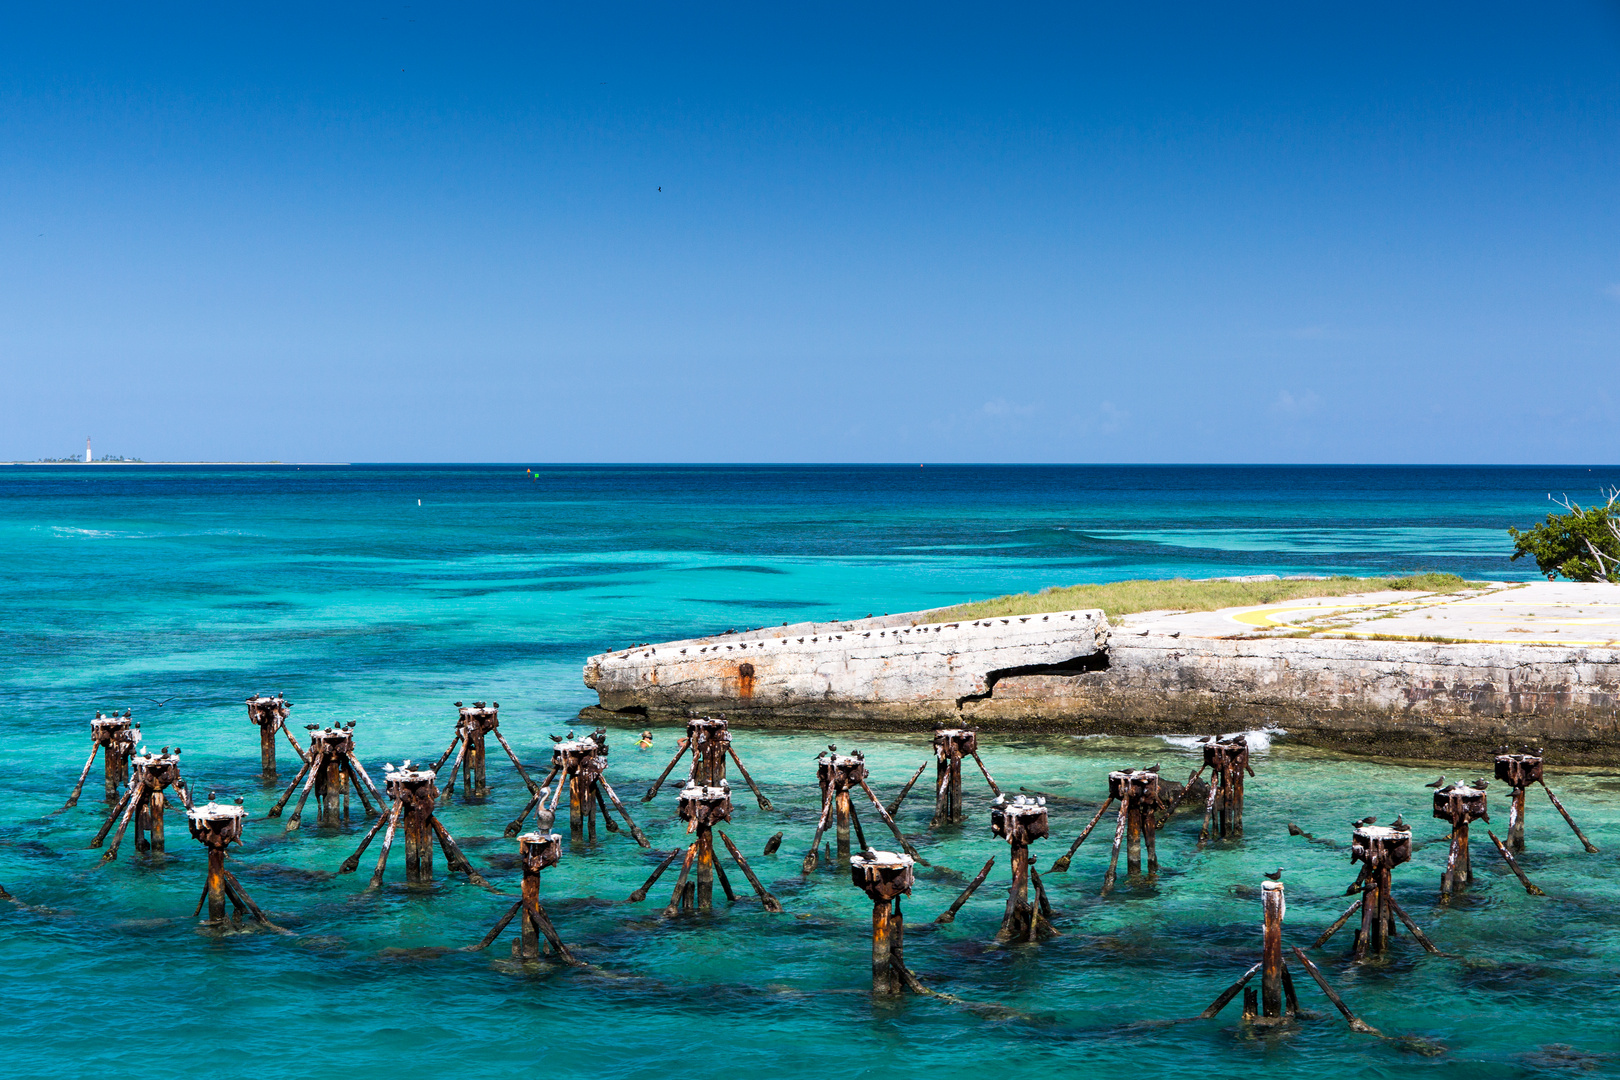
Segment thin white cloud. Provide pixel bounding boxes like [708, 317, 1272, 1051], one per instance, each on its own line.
[981, 398, 1038, 418]
[1271, 389, 1321, 418]
[1066, 400, 1129, 436]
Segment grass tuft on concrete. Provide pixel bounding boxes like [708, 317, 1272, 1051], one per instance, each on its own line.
[931, 573, 1474, 622]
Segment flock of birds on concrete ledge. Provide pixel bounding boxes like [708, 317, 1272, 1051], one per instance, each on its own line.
[11, 700, 1602, 1040]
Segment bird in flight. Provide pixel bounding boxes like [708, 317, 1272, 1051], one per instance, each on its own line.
[149, 696, 174, 707]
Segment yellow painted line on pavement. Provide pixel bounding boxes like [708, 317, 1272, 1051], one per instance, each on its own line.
[1324, 635, 1620, 647]
[1232, 602, 1398, 627]
[1451, 600, 1620, 608]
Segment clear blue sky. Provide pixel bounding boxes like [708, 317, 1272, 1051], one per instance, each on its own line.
[3, 3, 1617, 463]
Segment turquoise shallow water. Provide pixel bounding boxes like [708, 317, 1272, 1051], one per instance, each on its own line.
[3, 465, 1619, 1079]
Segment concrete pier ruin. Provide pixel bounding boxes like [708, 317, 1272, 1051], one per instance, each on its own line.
[582, 583, 1620, 762]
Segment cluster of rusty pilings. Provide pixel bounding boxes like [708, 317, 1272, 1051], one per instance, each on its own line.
[1310, 823, 1440, 960]
[185, 798, 277, 929]
[630, 716, 782, 917]
[1428, 765, 1553, 900]
[504, 730, 648, 846]
[433, 701, 539, 803]
[338, 764, 488, 888]
[91, 747, 191, 863]
[1494, 748, 1599, 854]
[59, 695, 1615, 1018]
[989, 794, 1056, 941]
[851, 851, 916, 994]
[54, 701, 1613, 1038]
[1101, 768, 1168, 894]
[468, 832, 580, 963]
[642, 716, 773, 809]
[630, 778, 783, 915]
[884, 727, 1003, 825]
[801, 748, 920, 872]
[268, 723, 383, 830]
[1278, 748, 1603, 969]
[1200, 879, 1378, 1032]
[1195, 735, 1250, 845]
[62, 711, 140, 809]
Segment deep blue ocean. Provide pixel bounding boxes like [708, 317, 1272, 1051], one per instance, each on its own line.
[2, 464, 1617, 1079]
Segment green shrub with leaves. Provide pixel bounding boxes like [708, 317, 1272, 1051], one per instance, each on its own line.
[1508, 489, 1620, 583]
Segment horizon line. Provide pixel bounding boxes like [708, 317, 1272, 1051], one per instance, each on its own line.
[5, 460, 1618, 469]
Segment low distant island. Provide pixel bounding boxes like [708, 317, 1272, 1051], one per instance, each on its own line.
[25, 454, 147, 463]
[4, 459, 335, 465]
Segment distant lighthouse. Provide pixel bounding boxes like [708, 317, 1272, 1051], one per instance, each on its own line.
[85, 437, 91, 463]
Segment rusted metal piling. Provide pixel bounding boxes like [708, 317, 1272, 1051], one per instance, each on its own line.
[1200, 878, 1377, 1032]
[431, 701, 540, 803]
[1195, 735, 1251, 846]
[931, 793, 1050, 933]
[688, 717, 730, 786]
[630, 780, 783, 914]
[888, 728, 1002, 827]
[1496, 751, 1539, 851]
[676, 783, 723, 913]
[802, 748, 921, 872]
[506, 730, 648, 846]
[851, 850, 916, 995]
[1435, 773, 1549, 895]
[91, 747, 191, 863]
[990, 794, 1056, 941]
[1050, 760, 1204, 875]
[186, 796, 276, 928]
[1314, 821, 1437, 960]
[679, 781, 729, 913]
[641, 716, 773, 810]
[1433, 781, 1488, 900]
[63, 710, 140, 809]
[267, 722, 384, 830]
[823, 752, 860, 865]
[1102, 768, 1168, 893]
[245, 693, 304, 780]
[338, 763, 489, 888]
[467, 832, 581, 963]
[1495, 748, 1599, 854]
[1202, 879, 1296, 1021]
[1260, 879, 1287, 1016]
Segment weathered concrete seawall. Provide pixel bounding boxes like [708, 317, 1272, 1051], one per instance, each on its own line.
[582, 591, 1620, 763]
[584, 608, 1108, 720]
[968, 635, 1620, 763]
